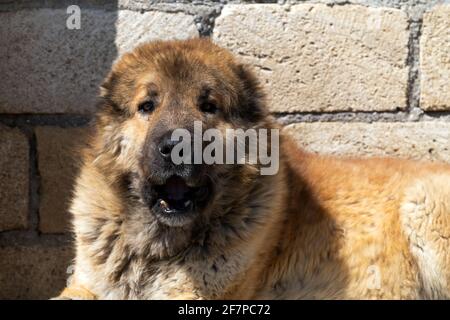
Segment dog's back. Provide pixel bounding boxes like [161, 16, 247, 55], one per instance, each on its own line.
[253, 138, 450, 299]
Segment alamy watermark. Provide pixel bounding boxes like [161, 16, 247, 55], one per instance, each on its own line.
[170, 121, 280, 176]
[66, 5, 81, 30]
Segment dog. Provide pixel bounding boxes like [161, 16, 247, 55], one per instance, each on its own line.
[58, 38, 450, 299]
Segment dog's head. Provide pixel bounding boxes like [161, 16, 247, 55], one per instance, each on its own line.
[89, 39, 274, 248]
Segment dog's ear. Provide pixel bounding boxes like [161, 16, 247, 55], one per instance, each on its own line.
[96, 67, 132, 119]
[96, 77, 122, 121]
[99, 70, 117, 101]
[234, 63, 268, 123]
[98, 51, 140, 117]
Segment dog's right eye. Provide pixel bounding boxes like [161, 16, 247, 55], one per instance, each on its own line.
[138, 101, 155, 114]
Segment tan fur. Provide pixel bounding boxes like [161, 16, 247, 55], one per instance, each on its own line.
[58, 38, 450, 300]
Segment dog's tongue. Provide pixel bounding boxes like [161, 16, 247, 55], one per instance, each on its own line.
[164, 176, 190, 201]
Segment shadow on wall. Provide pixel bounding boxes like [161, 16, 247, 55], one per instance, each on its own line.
[0, 1, 119, 114]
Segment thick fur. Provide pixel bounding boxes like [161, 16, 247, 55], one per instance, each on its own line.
[59, 38, 450, 299]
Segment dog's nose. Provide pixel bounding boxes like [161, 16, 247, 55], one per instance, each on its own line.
[158, 134, 178, 159]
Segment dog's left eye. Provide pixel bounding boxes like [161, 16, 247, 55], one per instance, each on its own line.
[138, 101, 155, 114]
[200, 102, 217, 114]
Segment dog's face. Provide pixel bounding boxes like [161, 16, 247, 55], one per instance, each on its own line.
[92, 39, 269, 233]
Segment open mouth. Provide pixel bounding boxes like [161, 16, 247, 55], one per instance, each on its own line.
[150, 175, 211, 226]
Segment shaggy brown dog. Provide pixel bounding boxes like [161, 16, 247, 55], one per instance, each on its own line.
[59, 38, 450, 299]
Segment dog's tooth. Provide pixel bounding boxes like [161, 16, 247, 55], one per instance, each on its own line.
[160, 199, 169, 209]
[184, 200, 192, 208]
